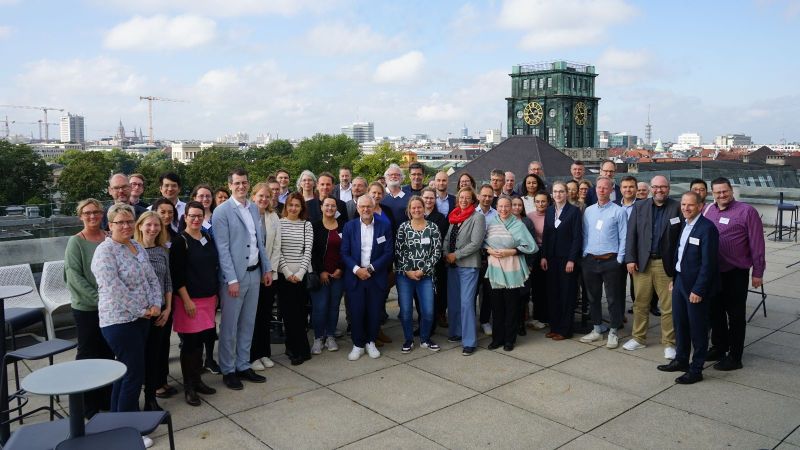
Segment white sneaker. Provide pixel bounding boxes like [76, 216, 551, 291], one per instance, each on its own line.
[325, 336, 339, 352]
[664, 346, 677, 360]
[481, 323, 493, 336]
[142, 436, 154, 448]
[260, 356, 274, 368]
[365, 342, 381, 359]
[311, 338, 324, 355]
[623, 339, 646, 351]
[528, 320, 547, 330]
[580, 330, 603, 343]
[606, 332, 619, 349]
[251, 359, 266, 371]
[348, 346, 365, 361]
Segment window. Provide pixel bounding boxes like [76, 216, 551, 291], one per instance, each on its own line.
[548, 127, 556, 145]
[515, 128, 523, 135]
[522, 79, 529, 90]
[531, 128, 540, 137]
[538, 78, 544, 89]
[547, 77, 552, 88]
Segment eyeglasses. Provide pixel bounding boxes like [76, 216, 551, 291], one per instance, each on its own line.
[111, 220, 134, 227]
[81, 210, 103, 216]
[651, 185, 669, 190]
[109, 185, 129, 191]
[186, 214, 204, 220]
[129, 182, 144, 187]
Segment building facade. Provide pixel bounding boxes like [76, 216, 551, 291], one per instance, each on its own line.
[677, 132, 702, 147]
[341, 122, 374, 143]
[59, 113, 85, 144]
[506, 61, 600, 148]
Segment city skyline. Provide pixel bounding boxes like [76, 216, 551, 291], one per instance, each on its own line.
[1, 0, 798, 143]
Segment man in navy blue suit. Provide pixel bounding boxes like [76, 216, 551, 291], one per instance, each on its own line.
[657, 192, 719, 384]
[341, 195, 394, 361]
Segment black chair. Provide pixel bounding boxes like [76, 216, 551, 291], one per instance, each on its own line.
[2, 418, 70, 449]
[1, 339, 77, 425]
[4, 307, 47, 350]
[747, 285, 768, 323]
[86, 411, 175, 450]
[55, 426, 145, 450]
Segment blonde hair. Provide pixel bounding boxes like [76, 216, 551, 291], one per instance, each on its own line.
[107, 203, 135, 223]
[76, 198, 102, 215]
[134, 211, 169, 247]
[251, 182, 274, 213]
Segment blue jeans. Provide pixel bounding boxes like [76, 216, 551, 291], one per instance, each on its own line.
[101, 318, 150, 412]
[447, 267, 479, 348]
[310, 277, 344, 338]
[397, 274, 434, 343]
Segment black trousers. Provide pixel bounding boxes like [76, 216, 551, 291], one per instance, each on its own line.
[530, 251, 548, 322]
[490, 287, 520, 346]
[144, 311, 173, 396]
[673, 273, 710, 375]
[250, 283, 276, 362]
[278, 275, 311, 359]
[73, 309, 114, 418]
[711, 268, 749, 361]
[479, 261, 492, 324]
[433, 261, 448, 329]
[546, 257, 578, 337]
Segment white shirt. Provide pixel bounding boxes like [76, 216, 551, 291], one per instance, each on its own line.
[675, 215, 698, 272]
[338, 184, 353, 203]
[436, 192, 451, 216]
[354, 218, 374, 273]
[232, 197, 259, 266]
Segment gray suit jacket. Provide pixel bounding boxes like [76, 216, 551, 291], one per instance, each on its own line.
[345, 198, 358, 221]
[212, 197, 271, 284]
[442, 210, 486, 268]
[624, 197, 682, 277]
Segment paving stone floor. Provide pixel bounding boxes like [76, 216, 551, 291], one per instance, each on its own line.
[9, 240, 800, 449]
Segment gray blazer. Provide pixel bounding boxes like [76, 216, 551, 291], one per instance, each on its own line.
[212, 197, 271, 284]
[624, 197, 682, 277]
[442, 210, 486, 268]
[345, 198, 358, 221]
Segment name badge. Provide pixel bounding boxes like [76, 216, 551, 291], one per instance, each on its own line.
[554, 219, 562, 228]
[719, 217, 730, 225]
[670, 217, 680, 225]
[334, 211, 341, 219]
[200, 237, 208, 246]
[338, 233, 342, 239]
[595, 220, 603, 231]
[689, 237, 700, 245]
[376, 236, 386, 244]
[420, 237, 431, 245]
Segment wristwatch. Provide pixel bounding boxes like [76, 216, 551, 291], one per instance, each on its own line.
[366, 265, 375, 274]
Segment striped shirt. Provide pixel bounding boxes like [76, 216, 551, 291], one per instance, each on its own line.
[144, 245, 172, 305]
[278, 218, 313, 279]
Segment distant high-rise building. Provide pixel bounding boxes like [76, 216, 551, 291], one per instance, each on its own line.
[506, 60, 599, 148]
[460, 124, 469, 138]
[485, 129, 502, 145]
[609, 132, 636, 149]
[677, 132, 702, 147]
[714, 133, 752, 148]
[597, 130, 611, 148]
[341, 122, 374, 143]
[60, 113, 85, 144]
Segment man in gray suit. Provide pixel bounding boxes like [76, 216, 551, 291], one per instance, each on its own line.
[622, 175, 682, 360]
[345, 176, 367, 220]
[213, 168, 273, 390]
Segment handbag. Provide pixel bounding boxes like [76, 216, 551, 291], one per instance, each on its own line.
[302, 223, 322, 291]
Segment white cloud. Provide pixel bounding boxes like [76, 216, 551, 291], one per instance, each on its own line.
[305, 23, 402, 55]
[92, 0, 331, 17]
[449, 3, 480, 35]
[497, 0, 637, 50]
[0, 25, 10, 39]
[596, 47, 654, 86]
[104, 15, 217, 50]
[416, 102, 462, 121]
[373, 51, 425, 84]
[16, 57, 144, 97]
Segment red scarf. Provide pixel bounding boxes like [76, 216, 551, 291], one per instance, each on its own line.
[448, 203, 476, 225]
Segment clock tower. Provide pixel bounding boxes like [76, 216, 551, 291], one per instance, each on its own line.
[506, 61, 600, 148]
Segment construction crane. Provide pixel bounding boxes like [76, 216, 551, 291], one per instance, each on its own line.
[12, 120, 59, 141]
[138, 96, 186, 145]
[0, 104, 64, 142]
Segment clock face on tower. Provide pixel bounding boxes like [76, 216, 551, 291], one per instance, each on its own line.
[574, 102, 588, 126]
[523, 102, 543, 126]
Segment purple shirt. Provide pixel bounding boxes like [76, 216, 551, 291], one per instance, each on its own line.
[704, 199, 766, 277]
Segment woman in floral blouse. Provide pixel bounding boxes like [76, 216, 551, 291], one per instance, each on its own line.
[91, 203, 162, 412]
[395, 196, 442, 353]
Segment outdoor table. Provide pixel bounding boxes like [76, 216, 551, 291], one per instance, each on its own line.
[21, 359, 126, 438]
[0, 285, 34, 444]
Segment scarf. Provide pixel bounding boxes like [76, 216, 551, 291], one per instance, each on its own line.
[448, 203, 476, 225]
[484, 214, 539, 289]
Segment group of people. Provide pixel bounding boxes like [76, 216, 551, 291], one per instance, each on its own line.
[62, 158, 766, 432]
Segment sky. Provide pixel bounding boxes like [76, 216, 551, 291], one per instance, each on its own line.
[1, 0, 798, 144]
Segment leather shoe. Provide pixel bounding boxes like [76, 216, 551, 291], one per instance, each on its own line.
[377, 329, 392, 343]
[222, 373, 243, 390]
[675, 372, 703, 384]
[657, 360, 689, 372]
[184, 389, 201, 406]
[237, 368, 267, 383]
[551, 334, 565, 341]
[650, 305, 662, 317]
[545, 332, 556, 338]
[503, 344, 514, 351]
[713, 357, 743, 371]
[487, 342, 502, 350]
[194, 380, 216, 395]
[705, 346, 725, 362]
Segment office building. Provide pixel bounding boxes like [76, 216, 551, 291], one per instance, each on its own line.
[59, 113, 85, 144]
[341, 122, 374, 143]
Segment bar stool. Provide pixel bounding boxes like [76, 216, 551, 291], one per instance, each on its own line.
[773, 192, 798, 241]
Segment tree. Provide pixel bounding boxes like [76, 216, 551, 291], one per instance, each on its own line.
[293, 134, 360, 177]
[136, 151, 187, 198]
[57, 151, 114, 203]
[107, 148, 141, 174]
[245, 139, 298, 183]
[184, 146, 247, 191]
[354, 142, 403, 182]
[246, 139, 293, 161]
[0, 141, 52, 205]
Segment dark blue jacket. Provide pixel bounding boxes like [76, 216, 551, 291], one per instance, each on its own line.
[541, 202, 583, 262]
[673, 214, 720, 298]
[341, 215, 394, 292]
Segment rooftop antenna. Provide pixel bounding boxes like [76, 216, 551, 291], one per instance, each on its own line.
[645, 104, 652, 146]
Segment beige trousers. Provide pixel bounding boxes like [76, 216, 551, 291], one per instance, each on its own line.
[631, 259, 675, 346]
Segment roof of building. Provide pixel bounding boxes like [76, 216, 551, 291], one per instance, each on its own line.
[746, 145, 779, 163]
[448, 135, 574, 189]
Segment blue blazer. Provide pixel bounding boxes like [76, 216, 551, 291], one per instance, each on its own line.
[673, 214, 719, 298]
[542, 202, 583, 262]
[212, 198, 270, 284]
[341, 215, 394, 292]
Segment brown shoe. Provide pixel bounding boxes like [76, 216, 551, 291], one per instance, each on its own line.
[545, 332, 556, 338]
[551, 334, 565, 341]
[375, 339, 384, 347]
[377, 329, 392, 343]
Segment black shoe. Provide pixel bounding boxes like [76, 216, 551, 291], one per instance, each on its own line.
[205, 359, 221, 374]
[675, 372, 703, 384]
[143, 396, 162, 411]
[657, 360, 689, 372]
[503, 344, 514, 352]
[184, 388, 201, 406]
[155, 385, 177, 398]
[462, 346, 476, 356]
[290, 357, 305, 366]
[222, 373, 243, 390]
[713, 357, 743, 371]
[518, 327, 527, 336]
[447, 335, 462, 343]
[487, 342, 502, 350]
[705, 346, 725, 362]
[236, 368, 267, 383]
[194, 380, 216, 395]
[650, 306, 661, 317]
[627, 308, 633, 314]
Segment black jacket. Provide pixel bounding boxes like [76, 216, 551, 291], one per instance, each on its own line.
[542, 202, 583, 262]
[310, 219, 345, 274]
